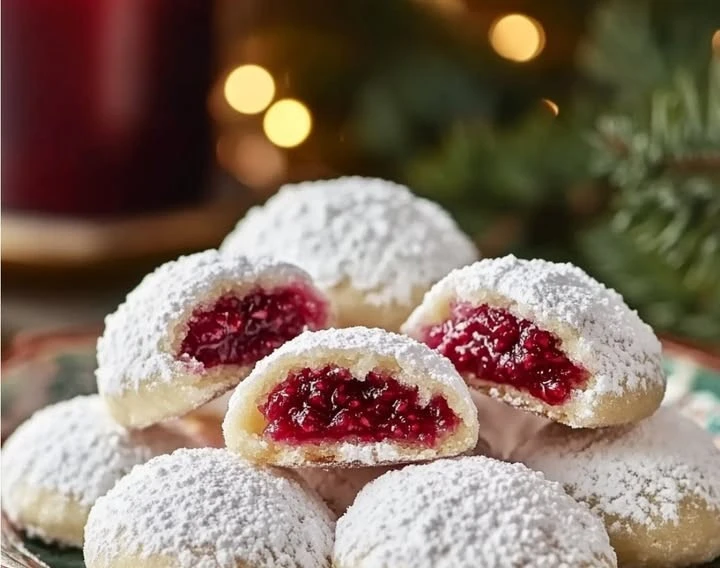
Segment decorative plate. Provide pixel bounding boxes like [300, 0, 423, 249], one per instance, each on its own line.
[1, 331, 719, 568]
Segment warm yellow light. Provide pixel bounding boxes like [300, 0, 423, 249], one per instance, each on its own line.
[713, 30, 720, 55]
[263, 99, 312, 148]
[224, 65, 275, 114]
[542, 98, 559, 116]
[489, 14, 546, 62]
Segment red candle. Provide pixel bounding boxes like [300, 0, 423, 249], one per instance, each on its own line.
[1, 0, 213, 216]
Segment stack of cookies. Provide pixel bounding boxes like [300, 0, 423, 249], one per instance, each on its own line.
[2, 177, 719, 568]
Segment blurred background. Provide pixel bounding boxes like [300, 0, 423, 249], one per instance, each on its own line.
[2, 0, 720, 351]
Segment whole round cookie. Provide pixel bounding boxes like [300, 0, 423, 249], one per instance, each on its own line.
[97, 249, 332, 428]
[334, 456, 616, 568]
[223, 327, 479, 467]
[0, 395, 191, 547]
[513, 408, 720, 567]
[402, 255, 665, 427]
[220, 177, 478, 332]
[83, 448, 335, 568]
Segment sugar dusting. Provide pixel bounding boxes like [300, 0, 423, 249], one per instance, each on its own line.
[83, 448, 335, 568]
[334, 456, 616, 567]
[1, 396, 188, 527]
[403, 255, 665, 408]
[220, 177, 478, 306]
[96, 249, 324, 396]
[514, 407, 720, 530]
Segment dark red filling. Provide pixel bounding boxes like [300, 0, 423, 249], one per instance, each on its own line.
[422, 303, 588, 405]
[259, 365, 460, 445]
[179, 285, 327, 368]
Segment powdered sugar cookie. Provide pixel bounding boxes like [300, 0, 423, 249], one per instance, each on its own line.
[402, 255, 665, 428]
[514, 408, 720, 567]
[223, 327, 479, 467]
[83, 448, 335, 568]
[97, 250, 332, 428]
[0, 396, 191, 547]
[334, 456, 617, 568]
[220, 177, 478, 332]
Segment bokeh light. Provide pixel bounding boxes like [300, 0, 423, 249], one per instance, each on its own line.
[542, 98, 559, 116]
[263, 99, 312, 148]
[489, 14, 546, 62]
[224, 65, 275, 114]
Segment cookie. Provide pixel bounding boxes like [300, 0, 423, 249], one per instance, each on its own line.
[96, 250, 331, 428]
[334, 456, 617, 567]
[223, 327, 479, 467]
[220, 177, 478, 332]
[0, 396, 190, 547]
[514, 408, 720, 567]
[83, 448, 335, 568]
[403, 255, 665, 427]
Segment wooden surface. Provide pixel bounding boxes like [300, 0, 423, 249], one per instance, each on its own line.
[1, 194, 250, 269]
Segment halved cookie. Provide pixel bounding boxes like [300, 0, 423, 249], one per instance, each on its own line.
[402, 255, 665, 428]
[223, 327, 479, 467]
[96, 250, 332, 428]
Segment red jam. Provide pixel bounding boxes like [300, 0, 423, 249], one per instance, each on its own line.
[179, 286, 327, 368]
[259, 365, 460, 445]
[422, 303, 588, 405]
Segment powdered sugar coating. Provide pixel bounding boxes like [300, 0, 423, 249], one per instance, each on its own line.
[220, 177, 478, 306]
[334, 456, 616, 568]
[84, 448, 335, 568]
[1, 396, 188, 536]
[514, 407, 720, 530]
[96, 249, 326, 397]
[402, 255, 665, 408]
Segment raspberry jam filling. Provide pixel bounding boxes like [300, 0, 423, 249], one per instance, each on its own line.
[422, 303, 588, 405]
[179, 285, 327, 368]
[259, 365, 460, 445]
